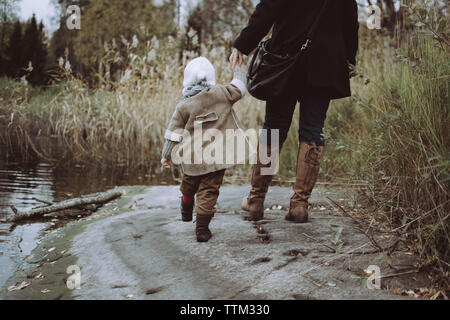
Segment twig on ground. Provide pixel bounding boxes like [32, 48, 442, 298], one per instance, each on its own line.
[300, 242, 372, 276]
[302, 275, 323, 288]
[302, 233, 336, 253]
[32, 197, 53, 206]
[227, 286, 252, 299]
[390, 201, 450, 233]
[9, 205, 18, 215]
[348, 240, 400, 255]
[274, 257, 298, 271]
[379, 270, 417, 280]
[326, 196, 385, 252]
[326, 197, 365, 229]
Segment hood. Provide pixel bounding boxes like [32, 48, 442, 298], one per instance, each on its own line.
[183, 57, 216, 88]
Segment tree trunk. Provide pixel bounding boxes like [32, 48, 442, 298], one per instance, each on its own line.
[382, 0, 397, 32]
[0, 12, 7, 52]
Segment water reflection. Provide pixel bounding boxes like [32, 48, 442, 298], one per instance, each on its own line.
[0, 158, 176, 220]
[0, 146, 175, 290]
[0, 161, 54, 219]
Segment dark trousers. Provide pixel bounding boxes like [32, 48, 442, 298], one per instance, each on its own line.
[180, 169, 226, 216]
[262, 87, 331, 147]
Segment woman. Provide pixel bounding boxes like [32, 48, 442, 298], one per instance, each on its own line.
[230, 0, 359, 223]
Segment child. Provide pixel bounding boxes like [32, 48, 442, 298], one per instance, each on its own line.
[161, 57, 247, 242]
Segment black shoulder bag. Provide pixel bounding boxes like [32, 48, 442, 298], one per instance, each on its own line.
[247, 1, 329, 101]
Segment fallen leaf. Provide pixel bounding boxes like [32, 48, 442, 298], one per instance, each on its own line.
[430, 291, 441, 300]
[405, 290, 417, 297]
[146, 287, 165, 295]
[7, 281, 30, 292]
[390, 288, 403, 295]
[129, 201, 137, 210]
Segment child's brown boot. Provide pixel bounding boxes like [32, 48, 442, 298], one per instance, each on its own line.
[181, 198, 194, 222]
[196, 214, 213, 242]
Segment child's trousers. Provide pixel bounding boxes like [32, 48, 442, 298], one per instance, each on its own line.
[180, 170, 226, 216]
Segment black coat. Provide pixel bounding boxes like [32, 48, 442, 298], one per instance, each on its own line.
[233, 0, 359, 99]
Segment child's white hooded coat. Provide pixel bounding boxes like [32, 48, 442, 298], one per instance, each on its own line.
[164, 58, 249, 176]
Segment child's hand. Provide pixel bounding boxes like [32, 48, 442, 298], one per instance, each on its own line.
[229, 48, 244, 69]
[161, 158, 171, 169]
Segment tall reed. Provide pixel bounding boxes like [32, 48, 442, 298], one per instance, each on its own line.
[324, 29, 449, 277]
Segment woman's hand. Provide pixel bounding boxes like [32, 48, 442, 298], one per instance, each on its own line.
[161, 158, 171, 169]
[229, 48, 244, 69]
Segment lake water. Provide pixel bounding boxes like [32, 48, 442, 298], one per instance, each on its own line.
[0, 146, 174, 290]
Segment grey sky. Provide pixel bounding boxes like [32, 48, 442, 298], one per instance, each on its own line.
[18, 0, 400, 37]
[19, 0, 189, 35]
[19, 0, 58, 34]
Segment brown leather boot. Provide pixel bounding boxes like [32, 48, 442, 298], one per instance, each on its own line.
[285, 141, 324, 223]
[196, 214, 213, 242]
[242, 144, 280, 221]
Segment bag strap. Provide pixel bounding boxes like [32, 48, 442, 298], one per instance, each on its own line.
[301, 0, 330, 51]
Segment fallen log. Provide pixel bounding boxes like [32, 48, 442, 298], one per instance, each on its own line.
[6, 189, 123, 224]
[32, 197, 53, 206]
